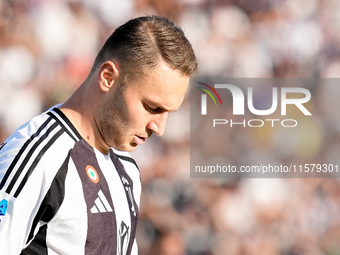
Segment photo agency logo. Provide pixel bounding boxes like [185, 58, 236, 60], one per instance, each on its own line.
[196, 82, 223, 114]
[191, 79, 340, 178]
[196, 82, 312, 128]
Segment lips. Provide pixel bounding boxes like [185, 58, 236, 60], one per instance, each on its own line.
[134, 135, 147, 145]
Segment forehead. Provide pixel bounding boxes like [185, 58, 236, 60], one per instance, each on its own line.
[128, 63, 189, 111]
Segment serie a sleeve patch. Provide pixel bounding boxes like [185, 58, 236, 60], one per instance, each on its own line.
[0, 192, 12, 230]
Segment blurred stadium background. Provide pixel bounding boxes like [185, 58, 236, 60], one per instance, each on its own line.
[1, 0, 340, 254]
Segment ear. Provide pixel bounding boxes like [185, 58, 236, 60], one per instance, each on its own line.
[98, 61, 120, 92]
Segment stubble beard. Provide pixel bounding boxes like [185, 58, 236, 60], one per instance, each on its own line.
[97, 88, 131, 152]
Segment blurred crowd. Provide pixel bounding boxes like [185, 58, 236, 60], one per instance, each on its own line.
[1, 0, 340, 254]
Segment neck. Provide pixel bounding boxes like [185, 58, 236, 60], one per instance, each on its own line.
[59, 79, 110, 154]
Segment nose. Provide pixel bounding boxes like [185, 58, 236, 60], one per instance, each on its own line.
[147, 112, 169, 136]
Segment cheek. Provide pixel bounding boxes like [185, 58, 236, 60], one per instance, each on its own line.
[123, 90, 149, 129]
[98, 92, 128, 134]
[126, 101, 148, 129]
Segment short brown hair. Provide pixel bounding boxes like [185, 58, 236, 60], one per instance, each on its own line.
[92, 15, 198, 77]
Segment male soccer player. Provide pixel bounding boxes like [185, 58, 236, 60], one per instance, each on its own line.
[0, 15, 197, 254]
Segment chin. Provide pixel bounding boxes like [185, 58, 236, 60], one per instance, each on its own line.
[111, 143, 137, 152]
[125, 144, 138, 152]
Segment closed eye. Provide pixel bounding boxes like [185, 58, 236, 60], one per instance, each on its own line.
[144, 104, 166, 114]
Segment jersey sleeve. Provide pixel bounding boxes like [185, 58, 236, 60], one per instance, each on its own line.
[0, 122, 72, 254]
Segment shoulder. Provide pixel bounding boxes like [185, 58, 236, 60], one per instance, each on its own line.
[0, 106, 79, 195]
[0, 107, 75, 164]
[0, 110, 53, 166]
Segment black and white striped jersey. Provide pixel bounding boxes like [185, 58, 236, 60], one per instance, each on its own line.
[0, 106, 141, 255]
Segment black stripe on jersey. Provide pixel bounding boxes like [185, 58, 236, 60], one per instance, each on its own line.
[23, 153, 70, 254]
[21, 225, 48, 255]
[5, 122, 60, 195]
[47, 108, 82, 142]
[14, 128, 64, 198]
[72, 140, 118, 254]
[0, 142, 6, 151]
[116, 154, 139, 171]
[110, 151, 139, 255]
[52, 108, 82, 140]
[0, 117, 53, 190]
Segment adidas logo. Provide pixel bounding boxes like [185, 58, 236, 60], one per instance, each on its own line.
[90, 190, 113, 213]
